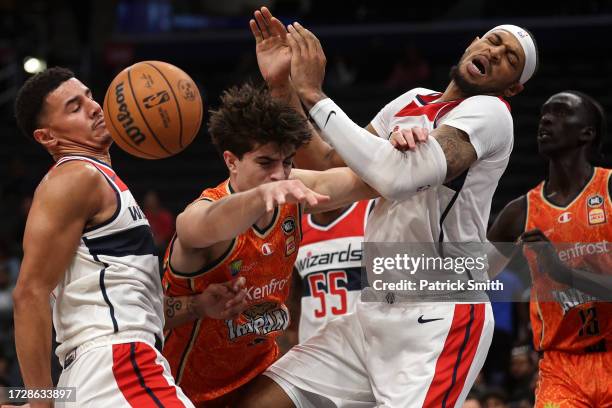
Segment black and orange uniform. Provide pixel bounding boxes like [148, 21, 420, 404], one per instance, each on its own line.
[161, 180, 302, 406]
[525, 167, 612, 407]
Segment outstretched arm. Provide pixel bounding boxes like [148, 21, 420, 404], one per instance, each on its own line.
[291, 167, 379, 213]
[176, 180, 329, 250]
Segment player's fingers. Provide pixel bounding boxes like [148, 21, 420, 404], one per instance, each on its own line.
[311, 191, 331, 203]
[401, 129, 416, 150]
[232, 276, 246, 292]
[225, 288, 247, 308]
[249, 19, 263, 43]
[286, 28, 301, 56]
[292, 22, 314, 54]
[412, 127, 429, 143]
[254, 10, 271, 38]
[390, 131, 408, 149]
[287, 24, 306, 52]
[270, 16, 288, 40]
[206, 283, 231, 298]
[274, 190, 287, 206]
[261, 7, 276, 33]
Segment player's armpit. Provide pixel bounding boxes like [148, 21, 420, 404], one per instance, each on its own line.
[431, 124, 478, 183]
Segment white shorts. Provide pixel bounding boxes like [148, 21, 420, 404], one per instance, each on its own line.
[265, 301, 494, 408]
[56, 333, 193, 407]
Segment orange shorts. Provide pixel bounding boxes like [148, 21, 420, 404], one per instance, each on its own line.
[535, 350, 612, 408]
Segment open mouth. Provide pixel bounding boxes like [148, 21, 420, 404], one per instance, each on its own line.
[467, 55, 488, 77]
[537, 129, 552, 142]
[473, 59, 485, 74]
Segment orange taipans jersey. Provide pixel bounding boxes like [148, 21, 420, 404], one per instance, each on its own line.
[161, 179, 302, 404]
[525, 167, 612, 354]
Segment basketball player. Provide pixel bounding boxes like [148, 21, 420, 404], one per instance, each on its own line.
[488, 91, 611, 407]
[292, 200, 374, 344]
[160, 83, 379, 407]
[10, 67, 245, 407]
[241, 10, 540, 407]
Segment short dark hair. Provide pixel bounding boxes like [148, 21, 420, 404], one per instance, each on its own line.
[567, 90, 607, 164]
[14, 67, 75, 140]
[208, 83, 312, 159]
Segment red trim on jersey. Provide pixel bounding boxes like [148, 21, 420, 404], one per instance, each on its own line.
[395, 94, 511, 122]
[496, 97, 511, 112]
[422, 304, 485, 407]
[96, 165, 129, 192]
[112, 342, 186, 407]
[301, 200, 370, 246]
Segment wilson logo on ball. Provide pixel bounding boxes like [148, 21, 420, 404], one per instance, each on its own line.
[115, 81, 146, 145]
[143, 91, 170, 108]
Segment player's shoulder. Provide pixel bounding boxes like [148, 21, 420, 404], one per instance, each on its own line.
[40, 160, 105, 196]
[461, 95, 511, 113]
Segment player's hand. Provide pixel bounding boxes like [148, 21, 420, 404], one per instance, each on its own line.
[258, 179, 330, 212]
[250, 7, 291, 88]
[519, 229, 572, 285]
[389, 127, 429, 151]
[193, 277, 248, 320]
[286, 22, 326, 106]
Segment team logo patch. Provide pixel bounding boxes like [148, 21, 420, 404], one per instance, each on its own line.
[281, 217, 296, 235]
[226, 301, 290, 343]
[588, 208, 606, 225]
[557, 212, 572, 224]
[229, 260, 243, 276]
[261, 243, 274, 256]
[285, 235, 296, 257]
[588, 194, 604, 207]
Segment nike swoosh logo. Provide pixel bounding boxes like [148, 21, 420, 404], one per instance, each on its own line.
[418, 315, 443, 324]
[324, 110, 336, 128]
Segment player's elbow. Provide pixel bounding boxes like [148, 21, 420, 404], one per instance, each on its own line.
[12, 282, 47, 312]
[373, 176, 414, 202]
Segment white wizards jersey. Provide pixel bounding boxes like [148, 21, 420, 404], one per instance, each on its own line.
[368, 88, 513, 245]
[295, 200, 374, 342]
[51, 156, 164, 363]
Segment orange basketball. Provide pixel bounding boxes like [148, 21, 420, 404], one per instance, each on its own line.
[103, 61, 203, 159]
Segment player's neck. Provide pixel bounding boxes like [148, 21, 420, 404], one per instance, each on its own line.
[53, 148, 111, 166]
[545, 153, 593, 200]
[439, 81, 469, 102]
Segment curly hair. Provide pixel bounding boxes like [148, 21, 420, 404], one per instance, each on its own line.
[208, 83, 312, 158]
[14, 67, 75, 140]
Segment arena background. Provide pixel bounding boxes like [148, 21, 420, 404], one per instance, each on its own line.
[0, 1, 611, 406]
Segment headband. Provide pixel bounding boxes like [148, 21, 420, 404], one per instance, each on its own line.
[484, 24, 537, 84]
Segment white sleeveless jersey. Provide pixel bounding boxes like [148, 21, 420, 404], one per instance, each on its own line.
[295, 200, 374, 342]
[51, 156, 164, 361]
[368, 88, 514, 245]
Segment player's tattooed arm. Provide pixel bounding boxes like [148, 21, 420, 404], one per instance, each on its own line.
[163, 278, 248, 331]
[431, 125, 477, 183]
